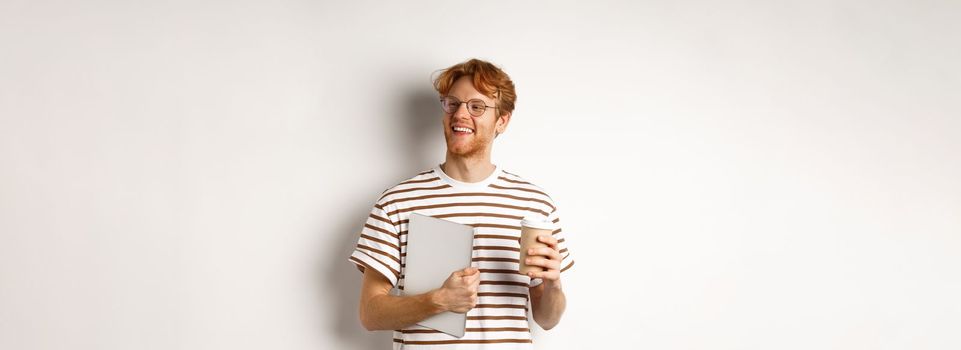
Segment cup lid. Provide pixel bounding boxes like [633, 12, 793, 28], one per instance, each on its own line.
[520, 217, 555, 230]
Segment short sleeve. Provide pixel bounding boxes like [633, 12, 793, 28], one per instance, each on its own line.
[348, 203, 402, 288]
[529, 206, 574, 287]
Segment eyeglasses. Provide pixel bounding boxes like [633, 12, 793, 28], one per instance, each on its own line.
[439, 96, 498, 117]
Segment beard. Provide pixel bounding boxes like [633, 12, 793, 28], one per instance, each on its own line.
[445, 131, 492, 159]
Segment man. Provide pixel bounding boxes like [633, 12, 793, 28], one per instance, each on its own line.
[348, 58, 574, 349]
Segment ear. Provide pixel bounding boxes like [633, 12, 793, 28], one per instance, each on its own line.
[496, 111, 512, 135]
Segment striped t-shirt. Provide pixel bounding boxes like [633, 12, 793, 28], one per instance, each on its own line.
[349, 164, 574, 349]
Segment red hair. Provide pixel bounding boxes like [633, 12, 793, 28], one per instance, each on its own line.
[432, 58, 517, 117]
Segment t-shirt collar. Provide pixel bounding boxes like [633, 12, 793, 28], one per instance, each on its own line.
[434, 163, 502, 190]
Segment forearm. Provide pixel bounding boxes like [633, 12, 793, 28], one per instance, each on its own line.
[530, 280, 567, 330]
[361, 290, 444, 331]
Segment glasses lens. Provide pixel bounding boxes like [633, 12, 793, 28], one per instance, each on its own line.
[441, 97, 458, 113]
[468, 100, 486, 116]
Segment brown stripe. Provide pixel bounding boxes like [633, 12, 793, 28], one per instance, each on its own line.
[406, 259, 525, 269]
[417, 169, 434, 176]
[552, 217, 559, 223]
[368, 213, 395, 226]
[475, 304, 527, 309]
[397, 213, 524, 225]
[402, 253, 524, 263]
[382, 192, 554, 211]
[355, 244, 401, 264]
[381, 184, 451, 199]
[395, 339, 532, 345]
[355, 251, 400, 277]
[472, 223, 522, 230]
[400, 327, 530, 334]
[386, 202, 549, 217]
[398, 176, 440, 186]
[467, 315, 527, 321]
[360, 234, 399, 250]
[481, 281, 529, 287]
[479, 269, 523, 275]
[364, 223, 398, 239]
[474, 245, 520, 252]
[478, 292, 528, 299]
[435, 212, 524, 220]
[469, 327, 529, 332]
[497, 176, 532, 185]
[472, 257, 520, 263]
[561, 260, 575, 273]
[552, 228, 562, 234]
[489, 183, 549, 197]
[473, 234, 519, 241]
[470, 327, 530, 332]
[399, 256, 522, 266]
[559, 247, 568, 254]
[400, 272, 525, 281]
[349, 255, 399, 280]
[350, 257, 372, 273]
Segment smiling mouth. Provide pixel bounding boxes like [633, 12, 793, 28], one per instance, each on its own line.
[452, 126, 474, 134]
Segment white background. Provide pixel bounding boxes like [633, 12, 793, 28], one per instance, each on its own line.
[2, 0, 959, 349]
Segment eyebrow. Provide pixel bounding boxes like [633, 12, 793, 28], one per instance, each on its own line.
[447, 95, 491, 102]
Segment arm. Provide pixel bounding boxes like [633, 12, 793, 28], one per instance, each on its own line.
[359, 270, 442, 331]
[529, 278, 566, 330]
[359, 267, 480, 331]
[526, 235, 567, 330]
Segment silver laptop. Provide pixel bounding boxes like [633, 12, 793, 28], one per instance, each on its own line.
[402, 213, 475, 338]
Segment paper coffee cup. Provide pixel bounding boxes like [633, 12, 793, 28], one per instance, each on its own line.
[518, 218, 555, 275]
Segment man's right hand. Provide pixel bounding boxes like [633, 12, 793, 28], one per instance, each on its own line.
[431, 267, 480, 313]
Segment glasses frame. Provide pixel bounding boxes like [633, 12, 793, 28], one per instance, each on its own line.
[439, 96, 498, 117]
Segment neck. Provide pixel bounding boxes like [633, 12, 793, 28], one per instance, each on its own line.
[441, 153, 496, 183]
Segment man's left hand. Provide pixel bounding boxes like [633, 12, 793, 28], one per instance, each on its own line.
[525, 235, 562, 283]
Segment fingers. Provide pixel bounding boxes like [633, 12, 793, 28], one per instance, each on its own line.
[462, 268, 479, 281]
[462, 274, 480, 286]
[524, 246, 561, 275]
[536, 234, 558, 248]
[524, 256, 560, 271]
[527, 269, 560, 281]
[452, 267, 479, 278]
[527, 246, 561, 261]
[451, 267, 480, 287]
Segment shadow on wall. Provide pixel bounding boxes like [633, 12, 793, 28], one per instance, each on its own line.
[319, 84, 443, 348]
[400, 85, 446, 171]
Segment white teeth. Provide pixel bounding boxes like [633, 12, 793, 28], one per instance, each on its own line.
[453, 126, 474, 133]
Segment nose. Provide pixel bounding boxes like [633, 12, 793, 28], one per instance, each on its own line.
[453, 102, 472, 119]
